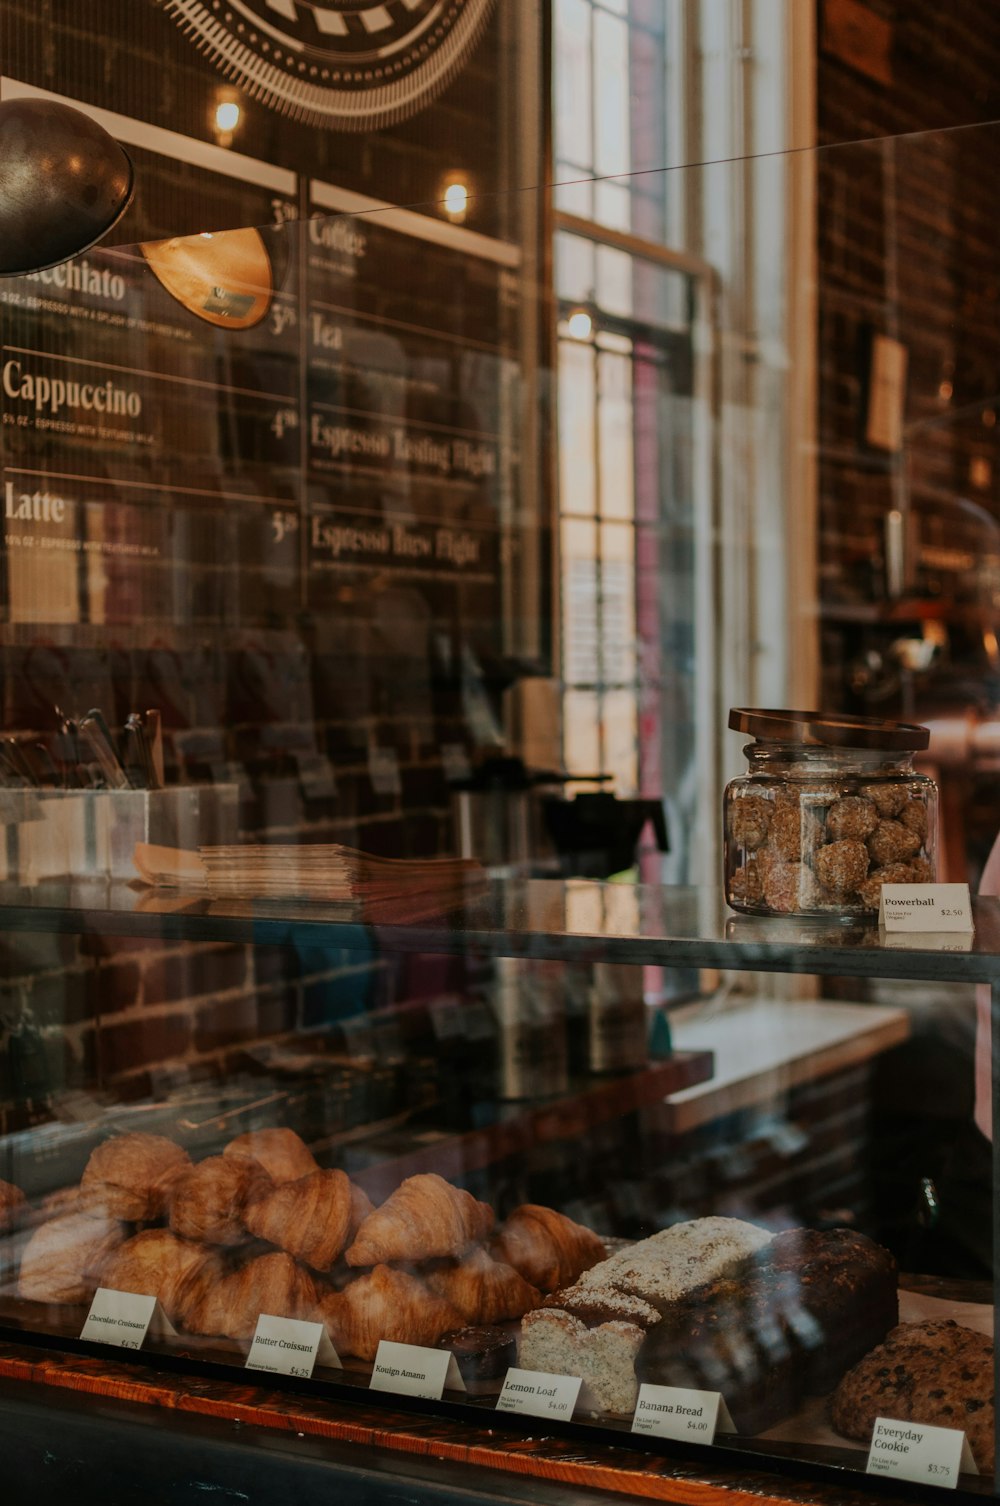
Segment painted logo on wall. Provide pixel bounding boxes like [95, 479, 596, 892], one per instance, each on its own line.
[159, 0, 496, 130]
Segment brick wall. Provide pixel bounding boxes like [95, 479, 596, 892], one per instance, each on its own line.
[817, 1, 1000, 740]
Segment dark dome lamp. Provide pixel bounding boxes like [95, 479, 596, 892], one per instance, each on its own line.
[0, 97, 134, 277]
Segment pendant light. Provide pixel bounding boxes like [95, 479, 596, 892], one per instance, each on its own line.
[139, 227, 274, 330]
[0, 97, 134, 276]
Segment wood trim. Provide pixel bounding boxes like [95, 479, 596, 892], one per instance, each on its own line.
[0, 1340, 895, 1506]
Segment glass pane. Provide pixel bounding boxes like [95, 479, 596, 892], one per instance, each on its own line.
[597, 347, 635, 521]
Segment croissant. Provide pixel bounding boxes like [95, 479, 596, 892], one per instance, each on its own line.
[182, 1251, 318, 1340]
[244, 1169, 359, 1271]
[80, 1133, 191, 1221]
[316, 1264, 463, 1361]
[18, 1212, 125, 1304]
[102, 1230, 213, 1325]
[223, 1128, 318, 1184]
[345, 1173, 494, 1267]
[0, 1179, 26, 1233]
[349, 1181, 375, 1239]
[491, 1204, 605, 1291]
[424, 1246, 541, 1323]
[169, 1154, 271, 1246]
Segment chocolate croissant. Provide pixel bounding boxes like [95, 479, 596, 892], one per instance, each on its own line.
[424, 1246, 541, 1323]
[18, 1212, 125, 1304]
[80, 1133, 191, 1221]
[345, 1173, 494, 1267]
[316, 1264, 463, 1361]
[0, 1178, 26, 1233]
[182, 1251, 318, 1340]
[223, 1128, 318, 1184]
[102, 1230, 213, 1326]
[491, 1204, 605, 1291]
[244, 1169, 361, 1272]
[169, 1154, 270, 1246]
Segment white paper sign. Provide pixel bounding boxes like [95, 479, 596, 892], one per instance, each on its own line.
[245, 1313, 341, 1379]
[631, 1384, 736, 1441]
[369, 1340, 465, 1399]
[495, 1367, 582, 1421]
[368, 747, 402, 797]
[880, 931, 974, 954]
[879, 883, 973, 933]
[867, 1417, 978, 1487]
[80, 1288, 177, 1350]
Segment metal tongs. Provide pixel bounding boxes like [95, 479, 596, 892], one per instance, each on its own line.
[122, 710, 164, 790]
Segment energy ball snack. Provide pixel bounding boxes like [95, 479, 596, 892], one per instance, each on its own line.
[825, 796, 878, 842]
[868, 819, 922, 866]
[728, 794, 772, 851]
[813, 839, 869, 897]
[725, 709, 936, 918]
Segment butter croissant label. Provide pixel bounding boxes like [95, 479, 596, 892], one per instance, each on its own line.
[370, 1340, 465, 1398]
[81, 1288, 176, 1350]
[496, 1367, 582, 1420]
[246, 1314, 341, 1379]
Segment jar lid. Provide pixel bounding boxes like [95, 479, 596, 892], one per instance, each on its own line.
[728, 707, 930, 752]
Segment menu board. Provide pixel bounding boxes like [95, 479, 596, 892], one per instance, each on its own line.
[0, 0, 547, 785]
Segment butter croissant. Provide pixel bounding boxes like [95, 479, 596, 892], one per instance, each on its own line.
[19, 1212, 125, 1304]
[183, 1251, 317, 1339]
[491, 1204, 605, 1291]
[80, 1133, 191, 1221]
[345, 1173, 493, 1267]
[223, 1128, 318, 1184]
[244, 1169, 360, 1272]
[169, 1154, 270, 1246]
[316, 1264, 463, 1361]
[424, 1246, 541, 1323]
[102, 1230, 213, 1326]
[0, 1178, 26, 1234]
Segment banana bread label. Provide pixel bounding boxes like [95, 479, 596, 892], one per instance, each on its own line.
[246, 1314, 341, 1380]
[867, 1418, 978, 1487]
[370, 1340, 465, 1399]
[878, 882, 973, 932]
[632, 1384, 736, 1442]
[80, 1288, 177, 1350]
[496, 1367, 582, 1420]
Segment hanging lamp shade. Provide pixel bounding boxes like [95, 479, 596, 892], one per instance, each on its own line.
[0, 97, 134, 276]
[139, 227, 274, 329]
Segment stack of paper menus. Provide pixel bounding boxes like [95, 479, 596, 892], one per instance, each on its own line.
[134, 841, 484, 916]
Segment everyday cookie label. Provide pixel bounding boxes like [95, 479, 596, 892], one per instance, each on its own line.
[866, 1417, 978, 1487]
[496, 1367, 581, 1420]
[246, 1314, 341, 1379]
[370, 1340, 465, 1399]
[879, 882, 973, 933]
[80, 1288, 177, 1350]
[631, 1384, 736, 1441]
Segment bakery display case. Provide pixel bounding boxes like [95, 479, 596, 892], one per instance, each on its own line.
[0, 879, 996, 1502]
[0, 107, 997, 1505]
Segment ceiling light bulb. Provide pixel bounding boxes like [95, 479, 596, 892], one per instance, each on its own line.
[215, 100, 241, 133]
[566, 309, 593, 340]
[443, 181, 469, 218]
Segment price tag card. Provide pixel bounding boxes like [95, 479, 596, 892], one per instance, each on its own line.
[246, 1314, 341, 1379]
[631, 1384, 736, 1442]
[370, 1340, 465, 1399]
[880, 931, 974, 954]
[879, 883, 973, 932]
[867, 1417, 978, 1488]
[80, 1288, 177, 1350]
[496, 1367, 582, 1421]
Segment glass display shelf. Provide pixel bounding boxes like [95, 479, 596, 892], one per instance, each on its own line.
[0, 878, 997, 982]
